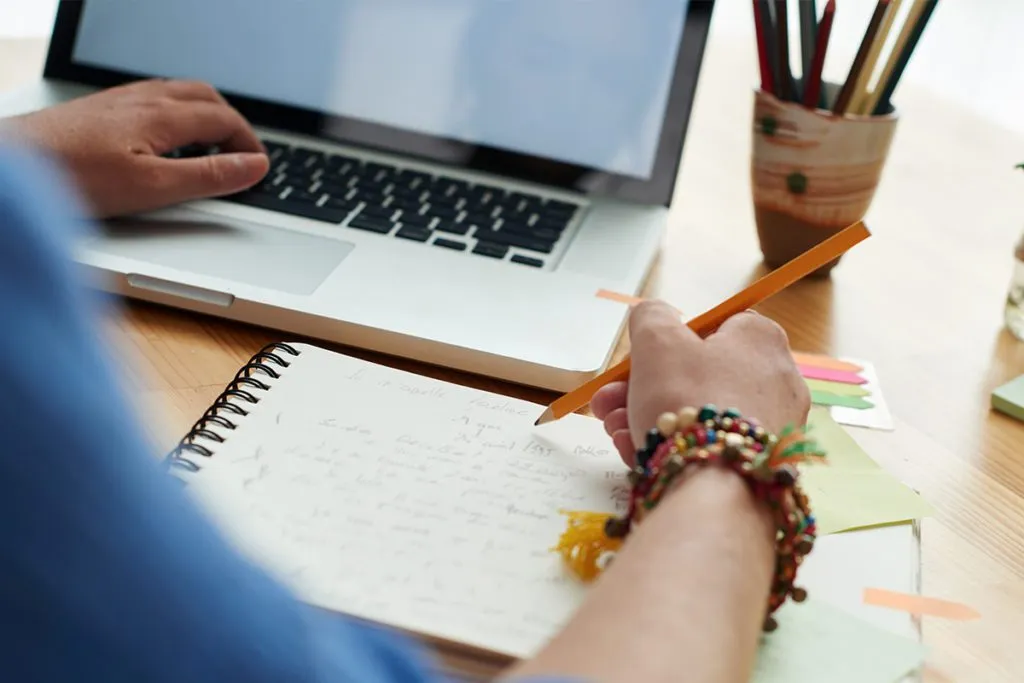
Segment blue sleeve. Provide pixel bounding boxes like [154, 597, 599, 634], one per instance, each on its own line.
[0, 146, 576, 683]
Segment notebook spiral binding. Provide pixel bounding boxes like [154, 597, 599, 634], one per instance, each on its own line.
[165, 342, 301, 473]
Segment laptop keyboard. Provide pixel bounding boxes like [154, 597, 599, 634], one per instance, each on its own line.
[222, 140, 581, 267]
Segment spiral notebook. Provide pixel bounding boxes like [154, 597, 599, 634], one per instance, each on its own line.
[170, 343, 925, 682]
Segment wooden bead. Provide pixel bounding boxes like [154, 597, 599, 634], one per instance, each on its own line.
[656, 412, 679, 437]
[763, 615, 778, 632]
[791, 587, 808, 603]
[677, 406, 698, 428]
[604, 517, 630, 538]
[725, 433, 745, 448]
[664, 453, 684, 475]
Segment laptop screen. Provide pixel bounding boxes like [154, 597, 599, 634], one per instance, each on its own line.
[70, 0, 688, 182]
[47, 0, 713, 204]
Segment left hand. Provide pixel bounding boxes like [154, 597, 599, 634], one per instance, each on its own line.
[4, 79, 269, 218]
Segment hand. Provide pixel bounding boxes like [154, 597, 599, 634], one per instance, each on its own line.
[4, 79, 270, 218]
[591, 301, 810, 464]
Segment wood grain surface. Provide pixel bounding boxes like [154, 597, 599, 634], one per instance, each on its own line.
[3, 27, 1023, 683]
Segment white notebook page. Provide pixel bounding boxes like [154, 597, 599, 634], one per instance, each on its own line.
[182, 344, 923, 678]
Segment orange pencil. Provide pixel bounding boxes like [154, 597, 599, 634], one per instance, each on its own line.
[534, 221, 872, 425]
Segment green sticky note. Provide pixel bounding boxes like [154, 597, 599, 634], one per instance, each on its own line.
[802, 408, 933, 534]
[991, 374, 1024, 422]
[805, 378, 870, 397]
[801, 469, 935, 535]
[805, 408, 879, 471]
[753, 599, 924, 683]
[810, 391, 875, 410]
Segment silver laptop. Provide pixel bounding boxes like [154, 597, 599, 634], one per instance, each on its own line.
[1, 0, 714, 391]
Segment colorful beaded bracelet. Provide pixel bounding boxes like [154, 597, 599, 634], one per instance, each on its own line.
[554, 404, 825, 631]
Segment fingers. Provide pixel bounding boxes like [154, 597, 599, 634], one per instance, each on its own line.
[139, 153, 269, 207]
[149, 100, 265, 155]
[612, 430, 635, 465]
[602, 407, 629, 438]
[591, 381, 628, 420]
[133, 78, 229, 105]
[626, 301, 701, 446]
[710, 310, 789, 349]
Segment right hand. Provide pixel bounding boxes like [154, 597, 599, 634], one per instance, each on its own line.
[4, 79, 269, 218]
[591, 301, 810, 465]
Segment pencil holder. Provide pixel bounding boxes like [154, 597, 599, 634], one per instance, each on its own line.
[751, 84, 898, 275]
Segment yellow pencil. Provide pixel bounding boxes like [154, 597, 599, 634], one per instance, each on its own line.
[847, 0, 903, 115]
[861, 0, 928, 115]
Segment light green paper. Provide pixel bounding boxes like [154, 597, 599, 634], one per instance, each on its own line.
[801, 469, 935, 535]
[805, 378, 871, 397]
[991, 374, 1024, 423]
[752, 599, 925, 683]
[810, 391, 875, 410]
[803, 408, 933, 534]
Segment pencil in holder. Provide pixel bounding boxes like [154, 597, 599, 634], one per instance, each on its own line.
[750, 82, 897, 275]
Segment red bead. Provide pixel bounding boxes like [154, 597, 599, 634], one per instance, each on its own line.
[752, 442, 764, 453]
[695, 429, 707, 445]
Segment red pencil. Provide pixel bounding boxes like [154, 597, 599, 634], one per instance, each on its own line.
[803, 0, 835, 108]
[752, 0, 775, 93]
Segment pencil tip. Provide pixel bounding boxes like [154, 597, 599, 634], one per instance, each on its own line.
[534, 408, 554, 426]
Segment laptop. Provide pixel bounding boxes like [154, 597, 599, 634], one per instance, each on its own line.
[0, 0, 714, 391]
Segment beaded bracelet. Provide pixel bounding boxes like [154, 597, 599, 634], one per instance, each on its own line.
[554, 404, 825, 631]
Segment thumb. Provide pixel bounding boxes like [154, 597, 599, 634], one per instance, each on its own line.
[626, 300, 701, 449]
[147, 153, 269, 205]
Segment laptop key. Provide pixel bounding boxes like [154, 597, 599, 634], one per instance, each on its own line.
[535, 213, 575, 231]
[347, 215, 394, 234]
[395, 226, 432, 242]
[511, 255, 545, 268]
[544, 199, 578, 215]
[324, 196, 359, 213]
[225, 192, 348, 224]
[395, 211, 432, 227]
[473, 241, 509, 259]
[359, 204, 397, 220]
[426, 204, 459, 220]
[434, 238, 467, 251]
[434, 221, 470, 236]
[473, 228, 554, 254]
[500, 222, 561, 242]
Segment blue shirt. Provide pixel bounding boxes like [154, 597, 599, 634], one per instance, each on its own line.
[0, 147, 570, 683]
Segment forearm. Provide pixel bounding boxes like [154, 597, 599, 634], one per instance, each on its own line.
[509, 467, 774, 683]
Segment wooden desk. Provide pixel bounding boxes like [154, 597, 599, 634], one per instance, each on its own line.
[4, 29, 1023, 683]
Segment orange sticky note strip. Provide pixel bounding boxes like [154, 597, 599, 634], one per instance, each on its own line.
[863, 588, 981, 621]
[792, 352, 864, 373]
[536, 221, 871, 424]
[595, 289, 646, 306]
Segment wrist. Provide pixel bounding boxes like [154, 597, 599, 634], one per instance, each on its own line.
[557, 404, 825, 630]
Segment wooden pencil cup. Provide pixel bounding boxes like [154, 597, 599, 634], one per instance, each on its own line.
[751, 86, 898, 275]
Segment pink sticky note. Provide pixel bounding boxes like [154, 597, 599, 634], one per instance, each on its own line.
[798, 365, 867, 385]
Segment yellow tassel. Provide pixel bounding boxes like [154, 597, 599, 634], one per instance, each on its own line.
[552, 510, 623, 582]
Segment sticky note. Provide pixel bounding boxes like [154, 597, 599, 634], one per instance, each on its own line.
[753, 599, 924, 683]
[863, 588, 981, 621]
[991, 374, 1024, 423]
[798, 365, 868, 385]
[595, 289, 646, 306]
[803, 408, 933, 534]
[810, 391, 874, 410]
[802, 469, 935, 535]
[792, 352, 864, 373]
[805, 378, 870, 397]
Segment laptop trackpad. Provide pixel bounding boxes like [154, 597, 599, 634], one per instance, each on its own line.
[89, 210, 354, 296]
